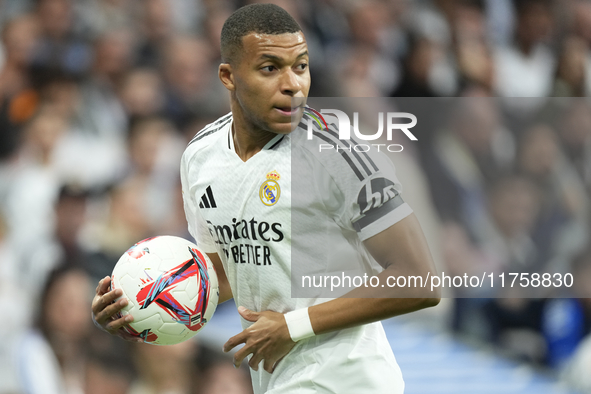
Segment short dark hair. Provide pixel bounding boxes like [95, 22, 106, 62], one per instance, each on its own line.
[513, 0, 551, 15]
[221, 3, 302, 64]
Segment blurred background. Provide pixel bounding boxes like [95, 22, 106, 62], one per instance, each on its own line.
[2, 0, 591, 393]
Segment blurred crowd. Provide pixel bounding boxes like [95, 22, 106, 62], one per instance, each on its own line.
[2, 0, 591, 393]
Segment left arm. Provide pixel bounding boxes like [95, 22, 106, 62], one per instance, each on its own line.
[224, 213, 440, 372]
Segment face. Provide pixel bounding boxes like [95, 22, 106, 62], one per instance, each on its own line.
[220, 32, 310, 135]
[516, 3, 553, 47]
[45, 270, 92, 340]
[455, 99, 499, 154]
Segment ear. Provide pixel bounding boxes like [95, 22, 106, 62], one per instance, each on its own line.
[219, 63, 236, 91]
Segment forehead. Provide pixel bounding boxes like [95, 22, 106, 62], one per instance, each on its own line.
[241, 32, 307, 59]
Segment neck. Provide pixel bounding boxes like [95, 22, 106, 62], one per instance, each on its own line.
[231, 105, 277, 162]
[516, 37, 535, 56]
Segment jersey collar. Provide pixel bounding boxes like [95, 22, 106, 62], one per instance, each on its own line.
[227, 120, 285, 152]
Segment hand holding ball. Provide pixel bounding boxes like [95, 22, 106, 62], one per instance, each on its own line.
[111, 236, 219, 345]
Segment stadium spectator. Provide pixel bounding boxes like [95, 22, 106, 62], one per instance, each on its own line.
[482, 174, 542, 272]
[118, 68, 166, 119]
[0, 210, 34, 393]
[4, 108, 69, 300]
[570, 0, 591, 97]
[341, 0, 400, 97]
[516, 123, 589, 270]
[78, 29, 135, 140]
[191, 341, 254, 394]
[552, 36, 588, 97]
[125, 116, 185, 229]
[82, 178, 153, 281]
[81, 0, 137, 40]
[162, 35, 222, 128]
[33, 266, 94, 394]
[392, 33, 441, 97]
[426, 97, 514, 232]
[32, 0, 92, 77]
[199, 363, 253, 394]
[52, 184, 91, 266]
[557, 100, 591, 191]
[129, 339, 197, 394]
[0, 14, 39, 100]
[493, 0, 555, 98]
[135, 0, 177, 68]
[84, 326, 137, 394]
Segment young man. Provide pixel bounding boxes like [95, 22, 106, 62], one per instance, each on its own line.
[92, 4, 439, 393]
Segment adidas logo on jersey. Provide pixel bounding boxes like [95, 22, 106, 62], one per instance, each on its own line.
[199, 186, 217, 208]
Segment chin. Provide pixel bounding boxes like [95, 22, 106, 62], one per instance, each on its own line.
[270, 121, 297, 135]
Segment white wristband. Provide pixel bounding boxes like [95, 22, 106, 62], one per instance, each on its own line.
[284, 307, 315, 342]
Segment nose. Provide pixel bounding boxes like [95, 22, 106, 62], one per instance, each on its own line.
[280, 69, 301, 97]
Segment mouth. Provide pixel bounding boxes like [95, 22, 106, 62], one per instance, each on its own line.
[274, 106, 302, 116]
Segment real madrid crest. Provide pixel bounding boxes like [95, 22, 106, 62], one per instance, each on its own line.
[259, 170, 281, 206]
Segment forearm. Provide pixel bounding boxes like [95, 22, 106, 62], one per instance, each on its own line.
[308, 269, 439, 335]
[218, 279, 234, 304]
[207, 252, 233, 303]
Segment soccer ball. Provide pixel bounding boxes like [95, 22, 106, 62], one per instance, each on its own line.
[111, 236, 219, 345]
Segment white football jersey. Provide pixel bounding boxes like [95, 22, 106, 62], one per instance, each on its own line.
[180, 112, 412, 393]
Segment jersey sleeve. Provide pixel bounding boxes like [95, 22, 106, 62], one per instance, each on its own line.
[180, 151, 217, 253]
[349, 152, 413, 241]
[316, 148, 413, 242]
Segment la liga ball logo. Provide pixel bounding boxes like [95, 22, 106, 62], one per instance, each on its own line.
[260, 170, 281, 206]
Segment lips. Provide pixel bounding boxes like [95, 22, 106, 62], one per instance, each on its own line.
[274, 106, 302, 116]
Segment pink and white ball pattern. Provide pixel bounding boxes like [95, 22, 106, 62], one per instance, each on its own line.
[112, 236, 219, 345]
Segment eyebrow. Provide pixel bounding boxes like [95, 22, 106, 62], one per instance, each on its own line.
[259, 51, 309, 62]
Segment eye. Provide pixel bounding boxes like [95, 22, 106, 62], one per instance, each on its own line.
[296, 63, 308, 71]
[261, 65, 276, 73]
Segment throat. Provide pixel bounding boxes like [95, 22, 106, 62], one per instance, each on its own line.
[231, 123, 277, 162]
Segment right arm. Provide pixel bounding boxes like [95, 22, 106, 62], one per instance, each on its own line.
[207, 252, 233, 304]
[182, 151, 233, 304]
[92, 150, 233, 339]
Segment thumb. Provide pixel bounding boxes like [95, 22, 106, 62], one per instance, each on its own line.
[238, 306, 259, 322]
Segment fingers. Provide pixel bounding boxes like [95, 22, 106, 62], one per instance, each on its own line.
[271, 355, 286, 373]
[92, 277, 142, 344]
[223, 310, 293, 373]
[95, 297, 128, 325]
[232, 344, 253, 369]
[118, 330, 144, 343]
[92, 287, 124, 316]
[237, 306, 260, 322]
[248, 352, 264, 371]
[264, 358, 275, 373]
[223, 331, 247, 353]
[105, 313, 133, 332]
[95, 276, 111, 296]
